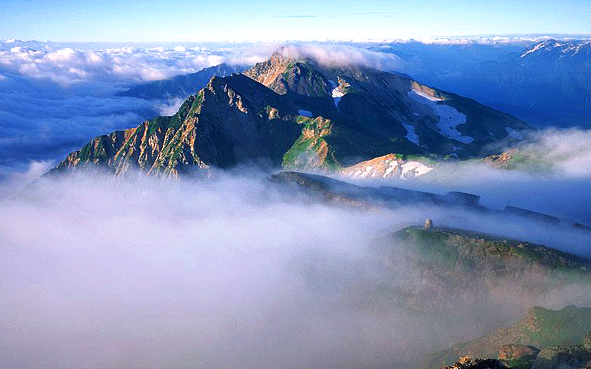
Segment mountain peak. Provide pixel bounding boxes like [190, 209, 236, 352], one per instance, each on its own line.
[244, 49, 331, 97]
[50, 47, 531, 177]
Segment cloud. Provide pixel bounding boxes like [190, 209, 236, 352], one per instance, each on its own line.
[0, 40, 261, 178]
[1, 39, 590, 369]
[509, 128, 591, 177]
[155, 97, 186, 116]
[276, 43, 406, 70]
[0, 41, 408, 180]
[0, 160, 54, 197]
[0, 40, 227, 86]
[0, 169, 589, 369]
[0, 72, 160, 178]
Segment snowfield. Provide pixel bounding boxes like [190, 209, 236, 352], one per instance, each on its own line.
[344, 158, 433, 180]
[409, 89, 474, 144]
[402, 123, 421, 145]
[331, 88, 344, 108]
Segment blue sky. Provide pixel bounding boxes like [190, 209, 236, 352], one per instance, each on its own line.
[1, 0, 590, 42]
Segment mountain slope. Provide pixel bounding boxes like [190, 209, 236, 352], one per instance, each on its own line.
[53, 74, 303, 176]
[51, 49, 530, 176]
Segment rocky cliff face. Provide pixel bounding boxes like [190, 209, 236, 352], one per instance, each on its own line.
[340, 153, 434, 179]
[52, 48, 530, 177]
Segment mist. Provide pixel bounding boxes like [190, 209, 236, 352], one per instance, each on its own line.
[0, 165, 590, 369]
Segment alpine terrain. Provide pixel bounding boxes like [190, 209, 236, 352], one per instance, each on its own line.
[50, 48, 530, 177]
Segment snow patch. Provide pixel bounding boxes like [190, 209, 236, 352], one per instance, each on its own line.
[344, 158, 433, 180]
[400, 161, 434, 179]
[409, 89, 473, 144]
[402, 123, 420, 146]
[298, 109, 313, 117]
[331, 86, 345, 108]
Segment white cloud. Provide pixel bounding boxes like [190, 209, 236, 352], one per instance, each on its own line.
[276, 43, 405, 70]
[0, 170, 589, 369]
[0, 40, 232, 85]
[513, 128, 591, 177]
[0, 72, 159, 177]
[155, 97, 186, 116]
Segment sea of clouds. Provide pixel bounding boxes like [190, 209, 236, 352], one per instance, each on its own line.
[1, 168, 590, 369]
[1, 40, 591, 369]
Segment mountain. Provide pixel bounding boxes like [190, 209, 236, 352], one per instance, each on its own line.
[50, 49, 530, 177]
[244, 52, 529, 159]
[415, 39, 591, 128]
[118, 63, 247, 100]
[422, 306, 591, 369]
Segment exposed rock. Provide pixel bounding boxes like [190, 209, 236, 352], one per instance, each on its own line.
[424, 218, 433, 230]
[483, 149, 518, 169]
[51, 75, 303, 177]
[498, 344, 540, 361]
[498, 344, 540, 369]
[443, 356, 508, 369]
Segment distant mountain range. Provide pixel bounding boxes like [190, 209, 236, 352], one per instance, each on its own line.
[395, 39, 591, 128]
[118, 63, 247, 99]
[51, 49, 528, 177]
